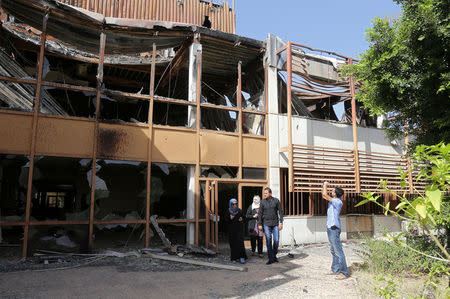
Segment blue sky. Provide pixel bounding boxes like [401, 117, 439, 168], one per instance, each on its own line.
[235, 0, 401, 58]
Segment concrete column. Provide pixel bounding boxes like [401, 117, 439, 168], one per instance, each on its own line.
[267, 65, 281, 199]
[186, 42, 202, 244]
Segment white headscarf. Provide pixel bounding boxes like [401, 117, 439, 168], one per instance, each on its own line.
[252, 195, 261, 210]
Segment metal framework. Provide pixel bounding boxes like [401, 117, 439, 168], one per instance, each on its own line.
[0, 5, 266, 256]
[278, 42, 419, 214]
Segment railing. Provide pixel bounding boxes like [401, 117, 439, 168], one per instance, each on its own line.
[57, 0, 236, 34]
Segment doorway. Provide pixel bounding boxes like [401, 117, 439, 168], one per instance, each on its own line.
[204, 181, 264, 251]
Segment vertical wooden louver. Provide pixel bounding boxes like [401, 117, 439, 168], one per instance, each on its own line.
[58, 0, 236, 34]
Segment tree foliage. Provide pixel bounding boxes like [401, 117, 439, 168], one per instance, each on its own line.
[344, 0, 450, 147]
[355, 143, 449, 297]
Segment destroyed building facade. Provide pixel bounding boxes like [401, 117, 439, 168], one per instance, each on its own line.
[0, 0, 422, 257]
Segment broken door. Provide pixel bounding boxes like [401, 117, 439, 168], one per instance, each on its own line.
[205, 180, 218, 251]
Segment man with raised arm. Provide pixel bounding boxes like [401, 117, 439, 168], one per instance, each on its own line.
[322, 181, 349, 279]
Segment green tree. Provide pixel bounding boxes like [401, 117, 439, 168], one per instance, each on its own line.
[344, 0, 450, 147]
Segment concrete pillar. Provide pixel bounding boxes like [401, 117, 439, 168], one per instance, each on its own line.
[186, 42, 202, 244]
[267, 65, 281, 199]
[186, 167, 195, 244]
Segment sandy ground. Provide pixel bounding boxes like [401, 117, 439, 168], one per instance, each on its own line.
[0, 242, 363, 298]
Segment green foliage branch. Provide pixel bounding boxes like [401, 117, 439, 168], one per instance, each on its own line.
[342, 0, 450, 147]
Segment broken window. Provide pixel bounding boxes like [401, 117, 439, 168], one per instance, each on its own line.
[27, 225, 89, 254]
[40, 87, 95, 118]
[41, 55, 98, 88]
[100, 91, 149, 124]
[201, 78, 237, 108]
[0, 80, 36, 112]
[150, 163, 189, 220]
[242, 168, 266, 180]
[103, 65, 151, 94]
[152, 101, 190, 128]
[0, 226, 24, 258]
[0, 155, 29, 223]
[242, 112, 264, 135]
[30, 157, 92, 222]
[201, 107, 237, 132]
[200, 166, 238, 179]
[0, 46, 38, 79]
[94, 159, 147, 221]
[93, 225, 145, 249]
[154, 66, 189, 101]
[241, 62, 265, 112]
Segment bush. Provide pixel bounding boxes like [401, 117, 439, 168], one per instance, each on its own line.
[357, 235, 445, 275]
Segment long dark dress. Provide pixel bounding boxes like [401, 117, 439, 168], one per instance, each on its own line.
[226, 208, 247, 261]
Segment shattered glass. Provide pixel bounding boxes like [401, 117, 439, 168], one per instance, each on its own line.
[0, 155, 29, 223]
[30, 157, 92, 222]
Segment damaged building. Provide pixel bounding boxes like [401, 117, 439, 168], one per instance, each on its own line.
[0, 0, 423, 257]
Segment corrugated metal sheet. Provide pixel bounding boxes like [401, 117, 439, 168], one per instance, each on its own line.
[57, 0, 236, 34]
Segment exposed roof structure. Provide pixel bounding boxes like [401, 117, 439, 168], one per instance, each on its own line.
[1, 0, 262, 61]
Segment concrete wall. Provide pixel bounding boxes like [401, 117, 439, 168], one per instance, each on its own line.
[373, 215, 402, 237]
[279, 215, 402, 246]
[280, 216, 347, 245]
[274, 115, 403, 169]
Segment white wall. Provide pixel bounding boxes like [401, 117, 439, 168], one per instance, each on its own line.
[280, 216, 347, 245]
[272, 115, 404, 170]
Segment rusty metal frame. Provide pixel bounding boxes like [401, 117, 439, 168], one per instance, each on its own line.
[22, 9, 49, 257]
[205, 180, 210, 248]
[286, 41, 294, 193]
[237, 61, 243, 179]
[348, 58, 361, 193]
[145, 43, 156, 248]
[0, 29, 268, 255]
[87, 30, 107, 249]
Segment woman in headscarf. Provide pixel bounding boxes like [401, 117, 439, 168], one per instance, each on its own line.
[226, 198, 247, 263]
[246, 195, 264, 258]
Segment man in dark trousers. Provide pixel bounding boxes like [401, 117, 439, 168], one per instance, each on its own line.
[258, 187, 284, 264]
[322, 181, 349, 279]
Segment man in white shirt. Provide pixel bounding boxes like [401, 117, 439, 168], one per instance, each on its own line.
[322, 181, 349, 279]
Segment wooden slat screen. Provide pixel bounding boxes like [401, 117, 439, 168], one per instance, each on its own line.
[292, 144, 425, 193]
[292, 144, 356, 192]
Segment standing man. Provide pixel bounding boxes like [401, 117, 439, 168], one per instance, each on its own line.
[322, 181, 349, 279]
[258, 187, 283, 265]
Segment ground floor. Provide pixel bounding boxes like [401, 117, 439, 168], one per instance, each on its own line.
[0, 152, 404, 256]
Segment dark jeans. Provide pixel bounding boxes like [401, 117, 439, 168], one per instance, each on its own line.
[250, 236, 263, 254]
[327, 227, 348, 276]
[263, 225, 279, 262]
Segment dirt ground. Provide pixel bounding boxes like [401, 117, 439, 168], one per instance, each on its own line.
[0, 242, 363, 298]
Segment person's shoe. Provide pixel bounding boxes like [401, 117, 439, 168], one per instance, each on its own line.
[240, 258, 246, 264]
[273, 257, 279, 263]
[251, 251, 256, 256]
[266, 260, 274, 265]
[335, 273, 349, 280]
[258, 254, 264, 258]
[231, 260, 236, 263]
[326, 271, 339, 275]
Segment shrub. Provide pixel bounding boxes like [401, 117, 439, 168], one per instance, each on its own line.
[357, 235, 445, 275]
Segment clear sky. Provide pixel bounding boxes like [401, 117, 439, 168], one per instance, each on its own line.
[234, 0, 401, 58]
